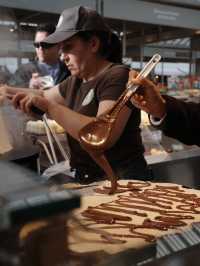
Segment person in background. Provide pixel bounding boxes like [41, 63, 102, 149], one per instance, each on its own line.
[0, 65, 11, 84]
[0, 24, 69, 171]
[129, 74, 200, 146]
[7, 5, 152, 183]
[9, 23, 70, 89]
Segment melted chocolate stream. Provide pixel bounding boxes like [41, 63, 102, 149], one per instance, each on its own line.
[81, 182, 200, 244]
[78, 86, 137, 194]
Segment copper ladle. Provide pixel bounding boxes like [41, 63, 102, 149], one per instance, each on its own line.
[79, 54, 161, 194]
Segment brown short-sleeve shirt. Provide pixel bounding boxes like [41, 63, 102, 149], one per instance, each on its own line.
[59, 64, 144, 176]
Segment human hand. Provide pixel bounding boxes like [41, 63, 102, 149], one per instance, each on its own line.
[12, 92, 49, 116]
[29, 73, 44, 90]
[0, 84, 14, 103]
[129, 76, 166, 119]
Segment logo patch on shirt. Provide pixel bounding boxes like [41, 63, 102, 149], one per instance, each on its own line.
[82, 89, 95, 106]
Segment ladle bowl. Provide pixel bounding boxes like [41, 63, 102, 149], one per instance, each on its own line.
[79, 114, 115, 152]
[78, 54, 161, 194]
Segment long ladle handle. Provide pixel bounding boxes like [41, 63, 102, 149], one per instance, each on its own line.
[109, 54, 161, 118]
[127, 53, 161, 93]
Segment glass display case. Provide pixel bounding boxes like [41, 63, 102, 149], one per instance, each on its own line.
[141, 111, 200, 188]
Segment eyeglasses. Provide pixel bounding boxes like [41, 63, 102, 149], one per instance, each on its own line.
[33, 42, 56, 49]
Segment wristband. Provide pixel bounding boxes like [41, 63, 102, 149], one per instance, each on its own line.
[149, 114, 166, 126]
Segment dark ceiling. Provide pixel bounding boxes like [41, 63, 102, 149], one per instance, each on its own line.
[0, 5, 199, 60]
[9, 6, 196, 45]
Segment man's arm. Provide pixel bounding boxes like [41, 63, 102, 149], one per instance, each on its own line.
[129, 76, 200, 146]
[155, 95, 200, 146]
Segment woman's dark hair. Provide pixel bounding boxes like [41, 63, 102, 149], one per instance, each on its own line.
[76, 31, 122, 64]
[36, 23, 56, 35]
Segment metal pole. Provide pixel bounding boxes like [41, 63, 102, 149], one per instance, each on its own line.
[122, 21, 126, 58]
[100, 0, 104, 16]
[161, 53, 164, 87]
[95, 0, 99, 12]
[140, 29, 144, 69]
[16, 21, 21, 68]
[189, 37, 192, 77]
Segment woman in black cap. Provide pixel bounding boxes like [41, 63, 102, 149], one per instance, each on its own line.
[10, 6, 152, 183]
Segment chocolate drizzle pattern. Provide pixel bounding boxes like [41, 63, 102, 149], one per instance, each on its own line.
[80, 181, 200, 244]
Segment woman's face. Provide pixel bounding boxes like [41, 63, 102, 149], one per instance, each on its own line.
[61, 35, 98, 79]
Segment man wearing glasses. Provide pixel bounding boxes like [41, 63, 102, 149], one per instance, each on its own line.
[0, 24, 70, 172]
[10, 24, 70, 89]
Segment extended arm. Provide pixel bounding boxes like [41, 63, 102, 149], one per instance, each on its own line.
[15, 95, 131, 142]
[11, 68, 132, 144]
[158, 95, 200, 146]
[129, 76, 200, 146]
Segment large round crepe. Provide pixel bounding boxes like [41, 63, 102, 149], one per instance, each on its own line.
[68, 180, 200, 254]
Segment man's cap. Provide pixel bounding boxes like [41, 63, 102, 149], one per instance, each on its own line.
[43, 6, 111, 44]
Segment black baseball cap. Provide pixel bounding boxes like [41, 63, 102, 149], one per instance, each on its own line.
[43, 6, 111, 44]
